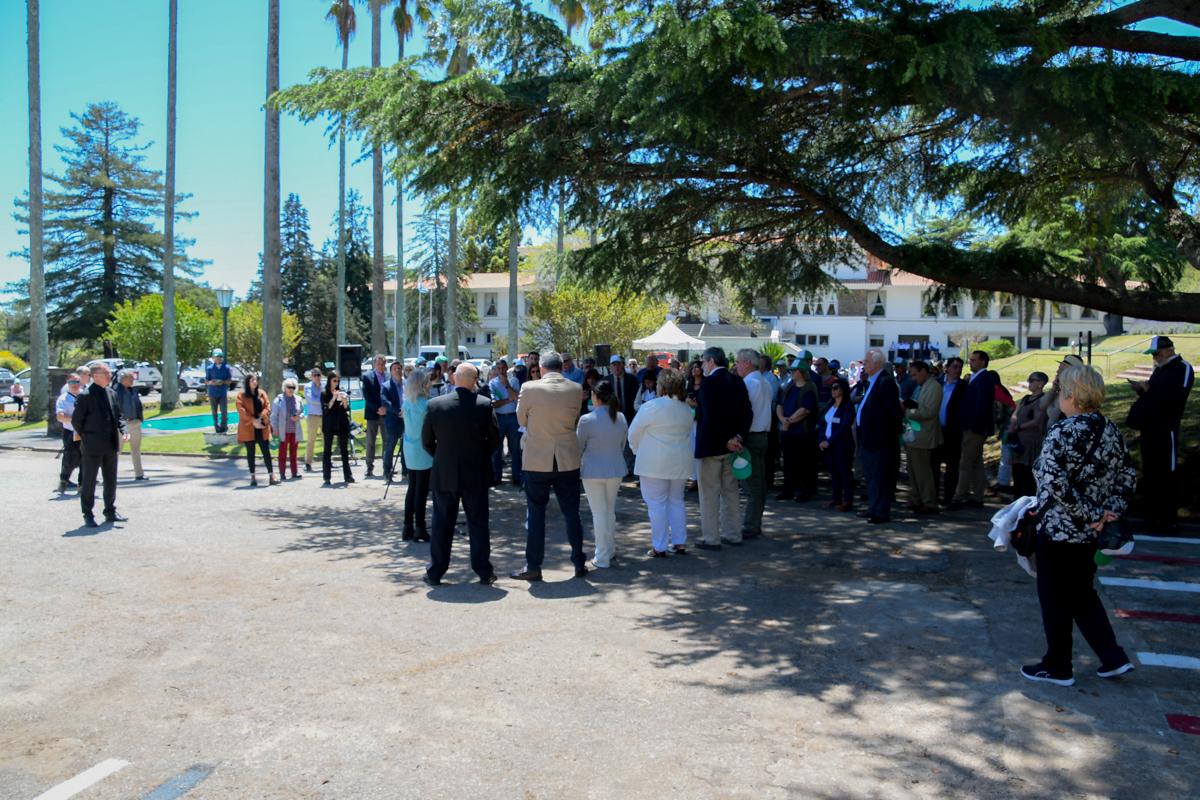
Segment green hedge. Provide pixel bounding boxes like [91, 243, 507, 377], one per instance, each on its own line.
[974, 339, 1016, 360]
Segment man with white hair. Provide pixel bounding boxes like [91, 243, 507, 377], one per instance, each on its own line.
[115, 369, 146, 480]
[855, 348, 902, 524]
[71, 362, 129, 527]
[735, 348, 773, 539]
[420, 362, 500, 586]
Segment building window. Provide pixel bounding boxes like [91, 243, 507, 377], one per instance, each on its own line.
[1026, 336, 1043, 349]
[485, 332, 494, 344]
[945, 302, 960, 318]
[946, 336, 959, 349]
[801, 302, 812, 315]
[870, 293, 886, 317]
[973, 297, 991, 319]
[998, 294, 1015, 318]
[869, 336, 884, 348]
[789, 301, 799, 315]
[1052, 336, 1069, 349]
[465, 332, 477, 344]
[1052, 302, 1070, 320]
[818, 335, 829, 346]
[1080, 307, 1097, 319]
[484, 292, 498, 317]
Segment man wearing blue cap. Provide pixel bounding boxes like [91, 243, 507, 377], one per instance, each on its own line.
[205, 348, 232, 433]
[1127, 335, 1194, 532]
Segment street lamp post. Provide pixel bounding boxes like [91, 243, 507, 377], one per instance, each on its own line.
[215, 283, 234, 360]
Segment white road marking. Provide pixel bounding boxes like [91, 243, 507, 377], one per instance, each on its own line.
[1134, 535, 1200, 545]
[33, 759, 130, 800]
[1099, 576, 1200, 593]
[1137, 652, 1200, 670]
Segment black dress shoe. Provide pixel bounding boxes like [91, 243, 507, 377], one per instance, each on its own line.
[415, 527, 430, 543]
[574, 565, 589, 578]
[345, 476, 356, 484]
[105, 512, 129, 523]
[510, 568, 543, 582]
[422, 573, 440, 586]
[855, 510, 872, 518]
[867, 516, 891, 524]
[741, 530, 761, 540]
[66, 480, 78, 489]
[83, 517, 98, 528]
[479, 574, 499, 585]
[695, 542, 722, 551]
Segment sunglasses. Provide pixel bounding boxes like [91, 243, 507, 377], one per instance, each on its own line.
[68, 380, 80, 385]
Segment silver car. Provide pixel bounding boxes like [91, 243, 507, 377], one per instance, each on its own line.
[0, 368, 14, 397]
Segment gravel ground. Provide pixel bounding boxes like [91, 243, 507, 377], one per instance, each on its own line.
[0, 450, 1197, 799]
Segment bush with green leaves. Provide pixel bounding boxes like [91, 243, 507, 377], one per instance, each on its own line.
[974, 339, 1017, 361]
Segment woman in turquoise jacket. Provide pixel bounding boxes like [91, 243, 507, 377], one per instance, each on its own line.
[401, 368, 433, 542]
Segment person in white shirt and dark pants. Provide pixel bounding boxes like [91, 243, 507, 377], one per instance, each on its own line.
[735, 349, 774, 540]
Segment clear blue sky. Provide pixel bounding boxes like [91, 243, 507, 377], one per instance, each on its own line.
[0, 0, 457, 301]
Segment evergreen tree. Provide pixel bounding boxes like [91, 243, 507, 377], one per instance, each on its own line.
[280, 192, 316, 315]
[12, 102, 199, 344]
[341, 189, 375, 339]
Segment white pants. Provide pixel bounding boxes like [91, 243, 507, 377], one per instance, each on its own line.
[640, 476, 688, 552]
[698, 455, 740, 544]
[582, 477, 621, 567]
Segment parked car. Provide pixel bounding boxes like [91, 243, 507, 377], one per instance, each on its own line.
[0, 368, 15, 398]
[135, 361, 164, 391]
[85, 359, 153, 395]
[465, 358, 493, 373]
[179, 366, 207, 393]
[416, 345, 473, 362]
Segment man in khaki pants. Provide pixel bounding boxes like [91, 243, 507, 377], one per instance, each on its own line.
[303, 368, 324, 472]
[116, 370, 146, 480]
[902, 361, 942, 513]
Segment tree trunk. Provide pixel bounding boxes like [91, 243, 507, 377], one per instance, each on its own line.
[335, 46, 348, 345]
[556, 181, 565, 254]
[508, 214, 519, 359]
[25, 0, 48, 423]
[102, 186, 117, 304]
[393, 32, 406, 359]
[160, 0, 179, 410]
[263, 0, 283, 395]
[370, 0, 385, 355]
[445, 205, 458, 359]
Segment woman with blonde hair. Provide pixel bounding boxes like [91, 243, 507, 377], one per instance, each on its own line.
[401, 367, 433, 541]
[628, 369, 694, 556]
[1022, 365, 1138, 687]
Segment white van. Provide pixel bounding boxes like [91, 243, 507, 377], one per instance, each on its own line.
[416, 345, 472, 362]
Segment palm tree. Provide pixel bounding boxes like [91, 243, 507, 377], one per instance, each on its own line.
[160, 0, 179, 410]
[326, 0, 356, 344]
[391, 0, 428, 358]
[369, 0, 386, 355]
[25, 0, 48, 422]
[263, 0, 283, 394]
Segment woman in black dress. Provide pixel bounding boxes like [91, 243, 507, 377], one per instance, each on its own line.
[321, 371, 354, 486]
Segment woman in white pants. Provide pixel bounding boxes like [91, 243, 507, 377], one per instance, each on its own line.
[628, 369, 695, 557]
[576, 381, 628, 568]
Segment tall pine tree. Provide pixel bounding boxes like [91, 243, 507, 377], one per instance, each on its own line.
[13, 102, 199, 345]
[280, 192, 316, 315]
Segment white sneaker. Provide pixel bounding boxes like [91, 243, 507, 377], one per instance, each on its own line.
[1097, 662, 1135, 679]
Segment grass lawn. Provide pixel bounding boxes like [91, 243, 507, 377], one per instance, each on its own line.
[140, 411, 370, 457]
[991, 333, 1200, 390]
[0, 418, 44, 433]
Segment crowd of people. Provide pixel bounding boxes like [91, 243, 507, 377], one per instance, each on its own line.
[51, 335, 1194, 685]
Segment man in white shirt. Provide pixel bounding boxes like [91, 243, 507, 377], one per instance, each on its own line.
[736, 348, 775, 539]
[55, 373, 85, 493]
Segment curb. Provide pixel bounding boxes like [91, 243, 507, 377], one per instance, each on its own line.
[0, 443, 239, 461]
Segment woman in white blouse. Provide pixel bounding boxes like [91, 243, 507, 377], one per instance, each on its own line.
[628, 369, 695, 556]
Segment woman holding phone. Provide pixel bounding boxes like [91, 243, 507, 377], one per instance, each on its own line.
[321, 371, 354, 486]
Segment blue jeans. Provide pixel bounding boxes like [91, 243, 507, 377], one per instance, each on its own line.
[860, 446, 892, 520]
[491, 412, 522, 484]
[523, 468, 585, 570]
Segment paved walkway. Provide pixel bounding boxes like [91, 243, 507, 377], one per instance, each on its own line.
[0, 451, 1196, 799]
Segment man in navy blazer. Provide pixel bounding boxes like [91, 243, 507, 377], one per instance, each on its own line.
[855, 348, 903, 523]
[951, 350, 996, 508]
[360, 354, 387, 478]
[694, 347, 753, 548]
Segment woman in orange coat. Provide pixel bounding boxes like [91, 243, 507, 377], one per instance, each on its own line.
[236, 373, 277, 487]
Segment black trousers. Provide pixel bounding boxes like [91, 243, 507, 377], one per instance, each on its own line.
[1035, 536, 1127, 672]
[405, 468, 431, 532]
[765, 420, 781, 489]
[825, 440, 855, 504]
[1012, 463, 1037, 499]
[79, 449, 118, 519]
[1141, 430, 1180, 528]
[933, 431, 962, 505]
[245, 434, 272, 475]
[781, 433, 817, 498]
[427, 485, 493, 582]
[323, 430, 351, 482]
[60, 430, 81, 482]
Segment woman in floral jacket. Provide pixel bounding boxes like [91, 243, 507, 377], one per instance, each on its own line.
[1022, 366, 1138, 687]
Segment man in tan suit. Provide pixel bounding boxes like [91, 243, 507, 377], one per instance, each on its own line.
[511, 352, 588, 581]
[903, 360, 943, 514]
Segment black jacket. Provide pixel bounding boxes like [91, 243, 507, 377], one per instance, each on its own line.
[958, 370, 996, 436]
[1127, 356, 1194, 434]
[422, 387, 500, 492]
[694, 367, 752, 458]
[71, 382, 127, 455]
[603, 370, 640, 421]
[361, 370, 385, 421]
[855, 372, 902, 451]
[939, 377, 965, 440]
[321, 387, 351, 435]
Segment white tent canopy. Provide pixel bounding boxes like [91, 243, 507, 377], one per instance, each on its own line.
[633, 320, 706, 351]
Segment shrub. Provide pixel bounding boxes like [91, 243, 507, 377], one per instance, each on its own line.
[974, 339, 1017, 360]
[0, 351, 29, 372]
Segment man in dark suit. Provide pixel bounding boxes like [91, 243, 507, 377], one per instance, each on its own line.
[70, 362, 128, 527]
[855, 348, 903, 523]
[420, 363, 501, 586]
[933, 356, 965, 506]
[952, 350, 997, 508]
[360, 354, 387, 477]
[694, 347, 753, 548]
[603, 354, 640, 476]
